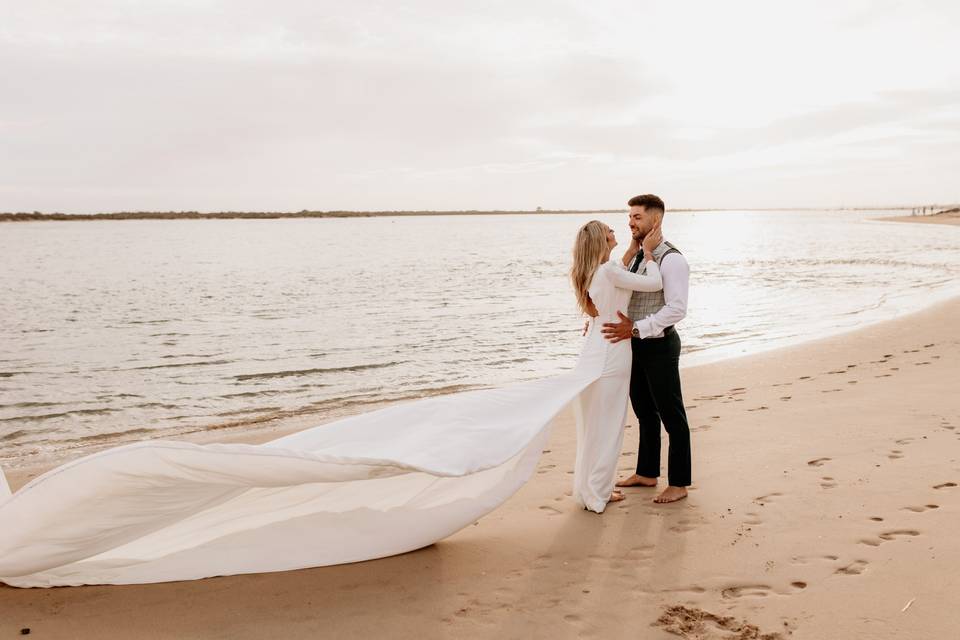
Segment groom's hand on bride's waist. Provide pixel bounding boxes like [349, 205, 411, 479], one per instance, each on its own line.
[601, 311, 633, 343]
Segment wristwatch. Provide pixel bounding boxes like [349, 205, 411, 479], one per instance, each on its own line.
[631, 326, 640, 338]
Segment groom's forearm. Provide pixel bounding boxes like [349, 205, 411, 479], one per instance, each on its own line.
[633, 300, 687, 338]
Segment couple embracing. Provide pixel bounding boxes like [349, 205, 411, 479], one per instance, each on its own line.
[570, 194, 691, 512]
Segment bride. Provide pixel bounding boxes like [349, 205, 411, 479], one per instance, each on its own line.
[570, 220, 663, 512]
[0, 219, 662, 587]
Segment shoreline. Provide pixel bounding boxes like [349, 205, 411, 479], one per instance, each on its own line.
[2, 295, 958, 637]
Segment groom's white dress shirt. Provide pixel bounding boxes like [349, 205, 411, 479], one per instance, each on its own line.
[633, 252, 689, 339]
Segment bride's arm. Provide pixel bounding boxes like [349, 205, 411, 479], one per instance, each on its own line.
[604, 259, 663, 292]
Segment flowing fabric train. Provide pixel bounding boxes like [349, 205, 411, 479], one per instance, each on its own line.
[0, 358, 603, 587]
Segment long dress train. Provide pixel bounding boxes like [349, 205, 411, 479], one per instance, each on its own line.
[0, 259, 660, 587]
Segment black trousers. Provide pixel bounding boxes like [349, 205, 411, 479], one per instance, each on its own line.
[628, 330, 691, 487]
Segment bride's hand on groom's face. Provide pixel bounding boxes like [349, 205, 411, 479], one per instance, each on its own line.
[601, 311, 633, 343]
[642, 224, 662, 254]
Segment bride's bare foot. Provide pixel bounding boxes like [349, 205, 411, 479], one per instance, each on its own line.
[608, 490, 626, 503]
[653, 486, 688, 504]
[615, 474, 658, 488]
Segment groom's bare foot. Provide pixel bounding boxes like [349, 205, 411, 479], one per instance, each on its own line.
[615, 474, 658, 488]
[653, 486, 688, 504]
[608, 490, 626, 503]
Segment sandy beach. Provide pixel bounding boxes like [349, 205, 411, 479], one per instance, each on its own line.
[2, 297, 959, 639]
[882, 208, 960, 226]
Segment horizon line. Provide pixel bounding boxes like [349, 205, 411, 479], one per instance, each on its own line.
[1, 204, 954, 222]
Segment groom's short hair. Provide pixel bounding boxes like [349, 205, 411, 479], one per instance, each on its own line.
[628, 194, 665, 214]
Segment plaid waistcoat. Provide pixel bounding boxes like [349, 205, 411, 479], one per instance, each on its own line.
[626, 241, 681, 322]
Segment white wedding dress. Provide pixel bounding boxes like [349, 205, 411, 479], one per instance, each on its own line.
[0, 259, 661, 587]
[572, 258, 662, 512]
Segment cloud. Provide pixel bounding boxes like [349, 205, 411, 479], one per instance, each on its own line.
[0, 0, 958, 211]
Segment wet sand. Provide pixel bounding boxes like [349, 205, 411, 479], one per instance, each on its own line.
[2, 297, 959, 639]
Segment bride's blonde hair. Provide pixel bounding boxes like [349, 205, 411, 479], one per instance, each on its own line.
[570, 220, 608, 316]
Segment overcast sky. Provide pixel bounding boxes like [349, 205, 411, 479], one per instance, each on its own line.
[2, 1, 958, 212]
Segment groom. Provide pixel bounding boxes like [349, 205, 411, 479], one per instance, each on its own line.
[601, 194, 691, 504]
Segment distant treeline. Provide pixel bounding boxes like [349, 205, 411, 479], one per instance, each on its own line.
[0, 206, 928, 222]
[0, 209, 623, 222]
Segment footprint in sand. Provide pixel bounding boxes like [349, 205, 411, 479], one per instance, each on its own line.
[656, 586, 707, 596]
[539, 505, 563, 515]
[747, 405, 769, 411]
[720, 581, 805, 599]
[779, 396, 792, 401]
[753, 492, 784, 504]
[869, 516, 884, 522]
[807, 457, 832, 467]
[860, 530, 921, 546]
[791, 554, 839, 565]
[799, 376, 812, 380]
[835, 560, 868, 575]
[934, 482, 957, 490]
[903, 504, 939, 512]
[888, 450, 904, 460]
[820, 477, 838, 489]
[669, 519, 699, 533]
[879, 530, 920, 541]
[821, 388, 842, 393]
[721, 584, 773, 599]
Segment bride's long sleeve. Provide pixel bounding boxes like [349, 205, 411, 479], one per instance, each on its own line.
[604, 259, 663, 292]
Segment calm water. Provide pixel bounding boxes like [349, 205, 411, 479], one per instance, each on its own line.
[2, 211, 958, 466]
